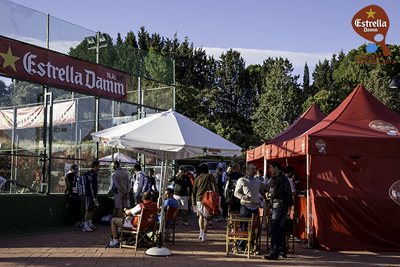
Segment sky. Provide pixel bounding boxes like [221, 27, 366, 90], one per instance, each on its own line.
[1, 0, 400, 85]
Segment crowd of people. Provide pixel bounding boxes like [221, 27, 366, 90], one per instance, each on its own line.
[64, 159, 297, 260]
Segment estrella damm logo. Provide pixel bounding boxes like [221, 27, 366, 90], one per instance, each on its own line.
[352, 5, 390, 56]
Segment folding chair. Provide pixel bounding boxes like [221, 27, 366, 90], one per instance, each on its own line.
[154, 205, 179, 246]
[226, 212, 260, 259]
[266, 211, 297, 255]
[120, 208, 157, 250]
[284, 211, 297, 255]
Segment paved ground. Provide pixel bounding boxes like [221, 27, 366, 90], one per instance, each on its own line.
[1, 217, 400, 267]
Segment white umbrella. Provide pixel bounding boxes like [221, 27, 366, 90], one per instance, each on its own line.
[91, 109, 242, 159]
[98, 152, 136, 165]
[91, 109, 242, 256]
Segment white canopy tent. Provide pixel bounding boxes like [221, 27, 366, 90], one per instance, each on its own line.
[91, 109, 242, 256]
[91, 109, 242, 160]
[98, 152, 137, 165]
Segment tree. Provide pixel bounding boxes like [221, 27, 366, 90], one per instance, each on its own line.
[303, 62, 311, 97]
[253, 57, 303, 142]
[0, 80, 11, 107]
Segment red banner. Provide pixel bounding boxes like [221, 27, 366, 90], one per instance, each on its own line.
[0, 36, 127, 101]
[0, 101, 75, 129]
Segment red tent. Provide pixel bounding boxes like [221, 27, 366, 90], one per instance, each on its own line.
[247, 103, 325, 170]
[251, 84, 400, 251]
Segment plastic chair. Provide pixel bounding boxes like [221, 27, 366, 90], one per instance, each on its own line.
[120, 208, 157, 250]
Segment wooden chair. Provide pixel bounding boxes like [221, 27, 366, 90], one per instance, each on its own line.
[154, 205, 179, 246]
[226, 212, 260, 259]
[120, 208, 157, 250]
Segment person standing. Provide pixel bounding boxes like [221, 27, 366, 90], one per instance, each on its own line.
[147, 169, 159, 202]
[263, 160, 294, 260]
[221, 164, 232, 218]
[284, 166, 297, 196]
[234, 164, 272, 251]
[169, 166, 192, 226]
[255, 169, 264, 182]
[132, 164, 147, 206]
[111, 161, 130, 218]
[65, 164, 83, 227]
[217, 159, 227, 173]
[192, 163, 217, 241]
[83, 160, 100, 232]
[224, 163, 242, 214]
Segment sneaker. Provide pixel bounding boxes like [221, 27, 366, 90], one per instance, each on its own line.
[278, 252, 287, 259]
[89, 225, 97, 230]
[74, 221, 84, 227]
[263, 253, 279, 260]
[201, 233, 209, 241]
[106, 242, 120, 248]
[83, 226, 94, 232]
[183, 220, 189, 226]
[198, 233, 203, 239]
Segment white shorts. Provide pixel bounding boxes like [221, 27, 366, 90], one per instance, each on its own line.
[174, 195, 189, 210]
[123, 216, 134, 228]
[196, 201, 211, 218]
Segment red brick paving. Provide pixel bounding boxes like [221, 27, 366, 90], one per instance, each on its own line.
[1, 217, 400, 266]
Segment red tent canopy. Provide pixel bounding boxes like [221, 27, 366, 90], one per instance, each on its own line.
[246, 103, 325, 170]
[252, 84, 400, 251]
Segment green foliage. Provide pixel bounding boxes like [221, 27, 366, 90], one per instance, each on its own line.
[64, 27, 400, 152]
[253, 57, 303, 142]
[0, 79, 11, 107]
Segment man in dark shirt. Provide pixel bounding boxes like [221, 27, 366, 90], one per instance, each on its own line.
[65, 164, 83, 227]
[147, 169, 159, 202]
[224, 163, 242, 214]
[263, 160, 294, 260]
[83, 160, 100, 232]
[169, 166, 192, 226]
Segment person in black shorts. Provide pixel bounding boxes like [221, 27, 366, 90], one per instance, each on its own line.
[83, 160, 100, 232]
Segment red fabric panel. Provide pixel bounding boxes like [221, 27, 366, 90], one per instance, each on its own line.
[296, 196, 308, 240]
[311, 155, 400, 251]
[267, 103, 325, 144]
[246, 149, 254, 162]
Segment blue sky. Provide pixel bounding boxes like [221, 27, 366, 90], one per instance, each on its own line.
[1, 0, 400, 85]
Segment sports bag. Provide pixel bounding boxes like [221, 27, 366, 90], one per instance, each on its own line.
[202, 174, 220, 215]
[202, 190, 220, 215]
[224, 177, 238, 204]
[77, 171, 88, 196]
[141, 176, 152, 195]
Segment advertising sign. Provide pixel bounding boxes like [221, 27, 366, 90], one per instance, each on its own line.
[0, 36, 127, 101]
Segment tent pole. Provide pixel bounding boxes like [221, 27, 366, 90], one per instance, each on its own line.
[306, 153, 312, 248]
[146, 151, 173, 257]
[263, 157, 267, 178]
[263, 156, 268, 229]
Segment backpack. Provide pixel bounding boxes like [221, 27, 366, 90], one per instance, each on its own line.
[140, 173, 152, 196]
[224, 178, 238, 204]
[202, 190, 220, 215]
[77, 171, 88, 196]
